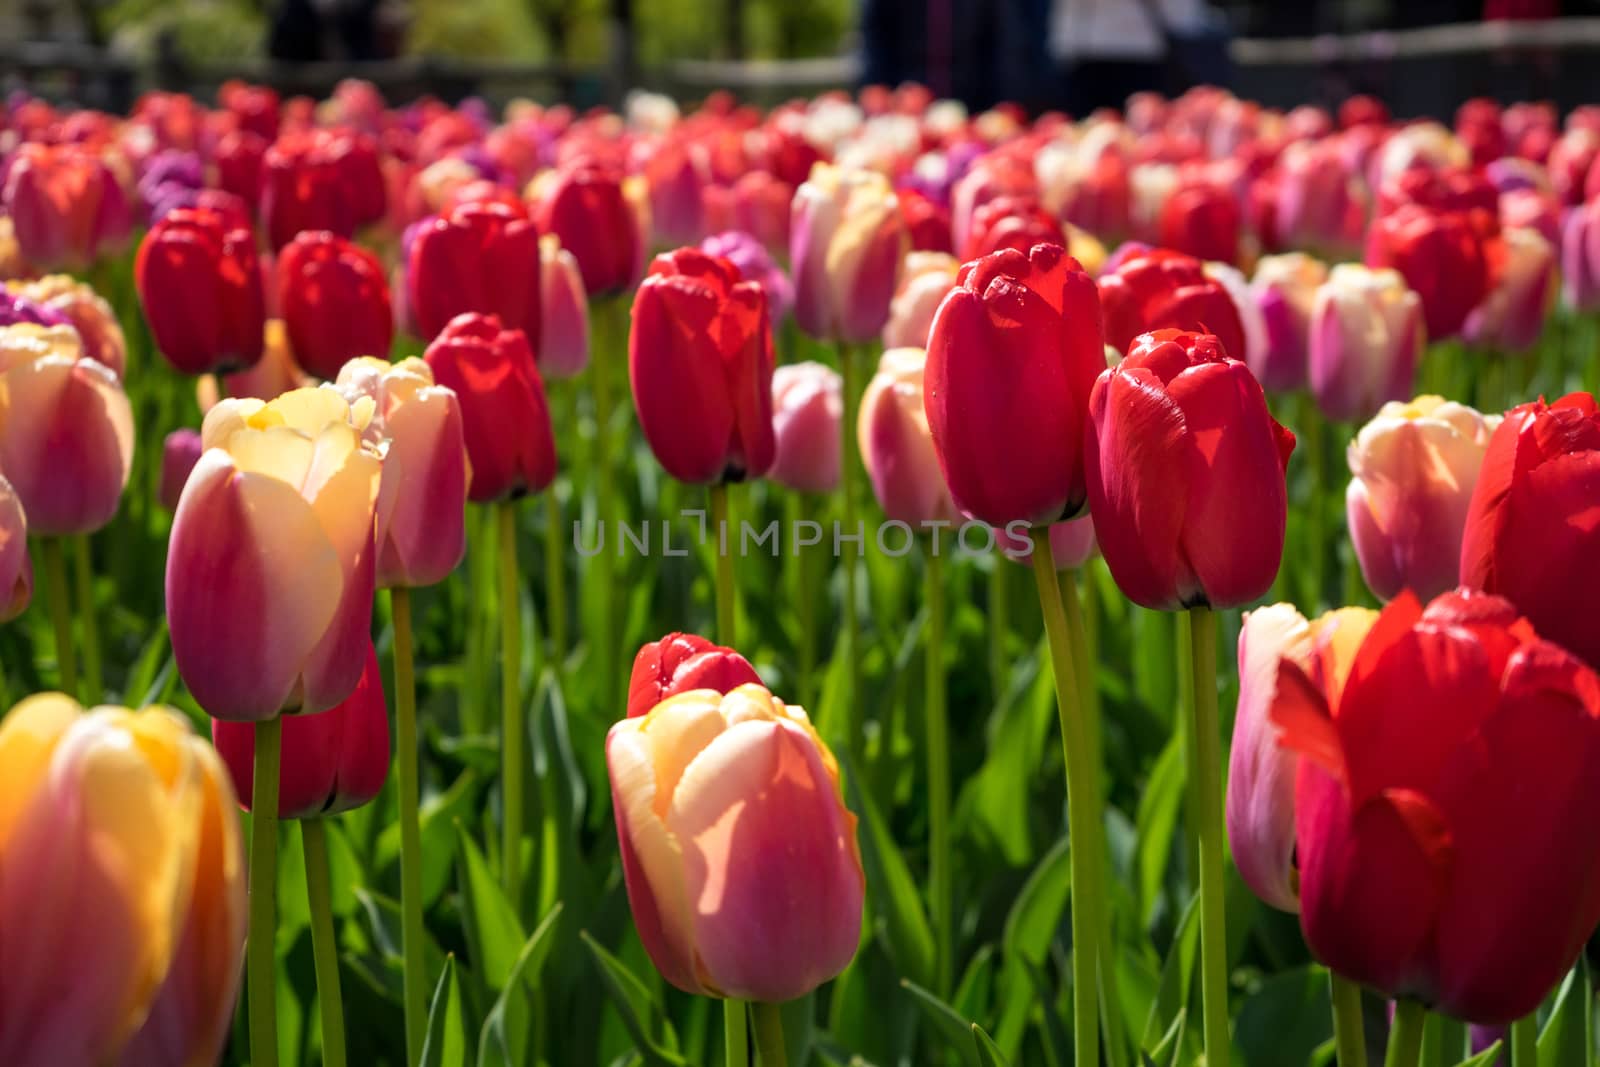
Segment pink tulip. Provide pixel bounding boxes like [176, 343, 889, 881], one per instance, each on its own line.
[5, 275, 127, 378]
[539, 235, 590, 379]
[1308, 265, 1425, 423]
[859, 347, 960, 526]
[791, 164, 909, 343]
[882, 252, 959, 350]
[997, 516, 1097, 571]
[770, 361, 842, 494]
[1463, 227, 1556, 353]
[1, 144, 132, 269]
[159, 428, 203, 513]
[0, 474, 31, 622]
[1561, 199, 1600, 311]
[1250, 253, 1329, 392]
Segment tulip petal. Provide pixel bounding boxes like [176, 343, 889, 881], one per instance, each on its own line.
[629, 278, 737, 484]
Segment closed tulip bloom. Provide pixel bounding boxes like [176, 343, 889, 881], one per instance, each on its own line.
[1086, 329, 1294, 610]
[639, 136, 709, 247]
[532, 158, 644, 296]
[625, 632, 762, 718]
[1561, 199, 1600, 311]
[423, 313, 556, 502]
[883, 251, 959, 350]
[277, 230, 394, 379]
[1202, 262, 1269, 382]
[607, 683, 864, 1002]
[1272, 141, 1367, 257]
[1228, 603, 1376, 913]
[897, 186, 954, 254]
[1274, 589, 1600, 1024]
[0, 323, 134, 536]
[135, 206, 266, 375]
[1365, 204, 1490, 341]
[1499, 187, 1560, 250]
[261, 132, 356, 251]
[962, 194, 1063, 261]
[1158, 180, 1241, 265]
[335, 357, 470, 587]
[214, 130, 267, 212]
[0, 474, 30, 622]
[1463, 227, 1556, 353]
[539, 235, 589, 378]
[1098, 247, 1247, 361]
[629, 248, 776, 485]
[0, 695, 245, 1067]
[160, 428, 204, 513]
[925, 243, 1105, 526]
[1250, 253, 1329, 392]
[1308, 264, 1426, 424]
[408, 200, 542, 343]
[1, 143, 131, 269]
[770, 361, 842, 494]
[791, 163, 910, 343]
[167, 387, 382, 720]
[859, 346, 959, 525]
[212, 642, 390, 817]
[6, 275, 127, 378]
[1460, 393, 1600, 671]
[1348, 397, 1501, 603]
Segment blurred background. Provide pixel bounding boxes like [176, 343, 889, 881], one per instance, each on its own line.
[5, 0, 1600, 118]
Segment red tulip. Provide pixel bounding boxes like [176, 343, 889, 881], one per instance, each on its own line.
[408, 200, 542, 342]
[1098, 247, 1247, 360]
[628, 248, 776, 485]
[962, 194, 1062, 261]
[924, 243, 1105, 526]
[214, 130, 266, 211]
[219, 80, 280, 140]
[532, 158, 643, 296]
[1364, 204, 1493, 341]
[0, 143, 131, 269]
[135, 206, 266, 375]
[1085, 329, 1294, 610]
[1157, 179, 1241, 265]
[212, 643, 390, 818]
[898, 187, 954, 254]
[1459, 393, 1600, 671]
[423, 313, 556, 502]
[261, 132, 355, 251]
[626, 632, 762, 718]
[277, 230, 393, 379]
[1273, 589, 1600, 1024]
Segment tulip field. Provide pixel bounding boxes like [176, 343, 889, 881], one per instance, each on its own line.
[3, 79, 1600, 1067]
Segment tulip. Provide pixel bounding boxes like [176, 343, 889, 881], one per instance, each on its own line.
[1365, 204, 1491, 341]
[629, 248, 776, 485]
[160, 428, 204, 513]
[0, 288, 68, 331]
[407, 200, 542, 342]
[167, 386, 382, 720]
[1158, 180, 1241, 265]
[277, 230, 394, 379]
[1272, 141, 1367, 257]
[898, 187, 954, 254]
[0, 217, 36, 282]
[1202, 262, 1269, 383]
[1098, 247, 1247, 363]
[700, 230, 794, 321]
[0, 143, 131, 269]
[883, 251, 959, 350]
[5, 275, 127, 378]
[770, 361, 842, 494]
[1227, 603, 1376, 913]
[0, 695, 245, 1067]
[704, 171, 795, 257]
[1460, 392, 1600, 671]
[1347, 397, 1501, 603]
[539, 235, 590, 378]
[261, 132, 357, 251]
[996, 516, 1098, 571]
[1249, 253, 1329, 392]
[212, 643, 390, 818]
[1561, 199, 1600, 311]
[423, 313, 556, 502]
[791, 163, 909, 343]
[215, 129, 267, 211]
[532, 158, 644, 296]
[962, 194, 1063, 261]
[607, 683, 864, 1002]
[0, 323, 134, 536]
[135, 206, 266, 375]
[1274, 589, 1600, 1024]
[1306, 264, 1426, 424]
[925, 243, 1104, 526]
[857, 346, 960, 526]
[1463, 228, 1556, 353]
[625, 632, 762, 718]
[1086, 329, 1295, 610]
[638, 136, 708, 247]
[335, 357, 470, 588]
[1498, 188, 1560, 250]
[0, 474, 31, 622]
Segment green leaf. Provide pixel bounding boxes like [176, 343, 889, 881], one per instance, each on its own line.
[579, 930, 688, 1067]
[844, 755, 936, 990]
[995, 835, 1072, 1055]
[972, 1023, 1011, 1067]
[455, 823, 524, 992]
[1133, 733, 1185, 926]
[1142, 891, 1200, 1052]
[901, 980, 981, 1067]
[476, 903, 565, 1067]
[1233, 966, 1332, 1067]
[1149, 1009, 1187, 1067]
[1538, 962, 1588, 1067]
[420, 955, 467, 1067]
[1458, 1041, 1505, 1067]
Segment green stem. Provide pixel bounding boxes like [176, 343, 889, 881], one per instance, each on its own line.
[1186, 607, 1231, 1067]
[710, 484, 737, 645]
[751, 1001, 787, 1067]
[988, 560, 1009, 703]
[925, 539, 951, 996]
[1330, 973, 1368, 1067]
[248, 716, 282, 1067]
[790, 493, 817, 710]
[391, 587, 427, 1067]
[837, 340, 863, 758]
[302, 819, 347, 1067]
[41, 539, 77, 697]
[1384, 1000, 1425, 1067]
[464, 508, 491, 736]
[544, 488, 567, 674]
[498, 500, 524, 908]
[72, 536, 102, 701]
[1510, 1014, 1537, 1067]
[725, 998, 749, 1067]
[1028, 529, 1103, 1067]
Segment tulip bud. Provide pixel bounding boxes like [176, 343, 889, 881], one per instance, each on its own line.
[925, 243, 1105, 526]
[629, 248, 776, 485]
[882, 251, 959, 350]
[539, 235, 590, 379]
[277, 230, 394, 379]
[1560, 199, 1600, 312]
[1202, 261, 1269, 381]
[1249, 253, 1329, 392]
[215, 130, 267, 211]
[1272, 141, 1367, 258]
[1347, 397, 1501, 603]
[1365, 204, 1490, 342]
[1098, 247, 1247, 361]
[408, 200, 542, 343]
[1158, 180, 1240, 265]
[531, 158, 644, 297]
[897, 187, 953, 254]
[159, 428, 204, 514]
[962, 194, 1063, 261]
[0, 143, 132, 269]
[770, 361, 842, 494]
[1462, 227, 1557, 354]
[0, 323, 134, 536]
[638, 136, 709, 247]
[625, 632, 762, 718]
[1086, 329, 1295, 610]
[791, 164, 910, 343]
[858, 346, 959, 526]
[607, 683, 864, 1002]
[1460, 393, 1600, 671]
[135, 206, 266, 375]
[261, 131, 357, 251]
[167, 387, 382, 720]
[0, 474, 31, 622]
[423, 313, 556, 502]
[0, 695, 245, 1066]
[335, 357, 470, 587]
[1308, 264, 1426, 423]
[5, 275, 127, 378]
[212, 642, 390, 817]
